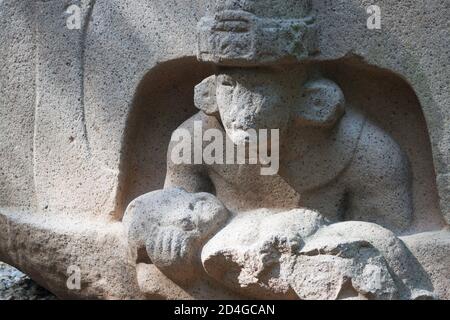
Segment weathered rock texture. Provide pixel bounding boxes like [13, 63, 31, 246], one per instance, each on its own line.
[0, 0, 449, 299]
[0, 262, 56, 300]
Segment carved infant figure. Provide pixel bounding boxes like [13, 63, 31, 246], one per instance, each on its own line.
[124, 0, 433, 299]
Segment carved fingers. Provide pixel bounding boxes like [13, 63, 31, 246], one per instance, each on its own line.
[194, 73, 346, 129]
[146, 225, 193, 267]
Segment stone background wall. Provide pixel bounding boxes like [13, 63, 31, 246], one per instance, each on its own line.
[0, 0, 448, 299]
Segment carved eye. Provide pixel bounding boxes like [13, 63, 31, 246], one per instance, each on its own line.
[179, 216, 196, 231]
[214, 20, 250, 32]
[219, 76, 235, 87]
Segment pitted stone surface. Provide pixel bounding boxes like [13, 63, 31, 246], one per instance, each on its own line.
[124, 188, 229, 284]
[201, 209, 326, 299]
[0, 0, 448, 300]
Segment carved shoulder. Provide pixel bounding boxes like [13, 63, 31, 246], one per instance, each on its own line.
[347, 120, 411, 189]
[342, 120, 413, 231]
[164, 112, 217, 193]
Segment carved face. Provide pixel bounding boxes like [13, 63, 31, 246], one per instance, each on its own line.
[194, 69, 346, 145]
[215, 69, 292, 145]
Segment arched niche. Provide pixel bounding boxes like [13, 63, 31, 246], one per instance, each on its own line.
[118, 58, 214, 215]
[118, 57, 445, 233]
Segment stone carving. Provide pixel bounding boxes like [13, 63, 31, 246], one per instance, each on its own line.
[123, 0, 433, 299]
[124, 188, 229, 285]
[1, 0, 449, 300]
[197, 0, 318, 65]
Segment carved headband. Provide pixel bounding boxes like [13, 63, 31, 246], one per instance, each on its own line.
[197, 9, 318, 66]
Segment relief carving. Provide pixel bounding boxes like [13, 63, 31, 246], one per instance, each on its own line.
[123, 0, 434, 300]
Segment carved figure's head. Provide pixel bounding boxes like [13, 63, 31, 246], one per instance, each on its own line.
[194, 68, 345, 145]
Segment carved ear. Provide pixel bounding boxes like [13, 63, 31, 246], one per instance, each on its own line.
[296, 79, 345, 127]
[194, 75, 218, 116]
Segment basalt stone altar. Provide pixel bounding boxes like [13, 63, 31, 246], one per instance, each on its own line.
[0, 0, 449, 300]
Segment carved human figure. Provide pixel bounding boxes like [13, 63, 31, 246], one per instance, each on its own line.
[124, 0, 433, 299]
[167, 69, 413, 232]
